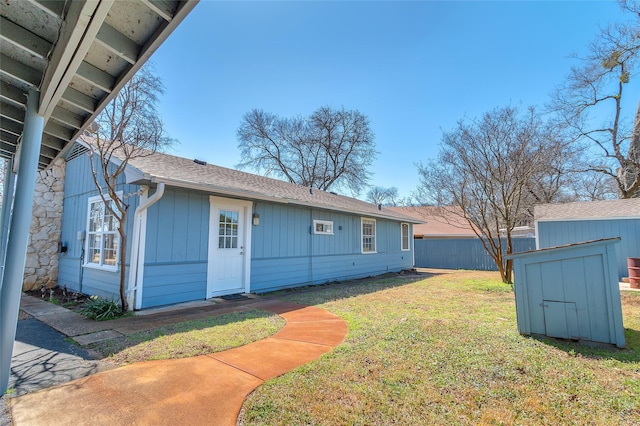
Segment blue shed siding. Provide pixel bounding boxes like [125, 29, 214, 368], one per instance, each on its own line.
[57, 154, 138, 300]
[537, 219, 640, 279]
[140, 190, 209, 308]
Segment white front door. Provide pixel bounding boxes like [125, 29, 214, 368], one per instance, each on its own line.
[207, 196, 252, 297]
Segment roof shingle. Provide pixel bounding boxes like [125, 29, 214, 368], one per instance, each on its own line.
[121, 149, 420, 223]
[535, 199, 640, 221]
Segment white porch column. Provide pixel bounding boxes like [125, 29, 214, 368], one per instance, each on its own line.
[0, 89, 44, 394]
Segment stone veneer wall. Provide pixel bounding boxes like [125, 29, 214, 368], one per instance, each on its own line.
[23, 158, 66, 291]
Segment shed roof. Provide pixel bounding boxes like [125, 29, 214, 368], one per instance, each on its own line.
[386, 206, 476, 236]
[535, 199, 640, 221]
[108, 147, 421, 223]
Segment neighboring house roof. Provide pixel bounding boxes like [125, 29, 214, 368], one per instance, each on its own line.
[387, 206, 476, 237]
[535, 199, 640, 221]
[86, 145, 421, 223]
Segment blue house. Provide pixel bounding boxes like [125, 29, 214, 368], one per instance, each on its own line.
[535, 198, 640, 280]
[57, 143, 419, 309]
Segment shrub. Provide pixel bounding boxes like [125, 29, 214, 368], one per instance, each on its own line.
[80, 296, 121, 321]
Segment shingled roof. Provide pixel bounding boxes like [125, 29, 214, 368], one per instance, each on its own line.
[387, 206, 477, 237]
[535, 198, 640, 221]
[112, 148, 421, 223]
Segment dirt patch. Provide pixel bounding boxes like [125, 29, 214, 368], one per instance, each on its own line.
[24, 285, 89, 313]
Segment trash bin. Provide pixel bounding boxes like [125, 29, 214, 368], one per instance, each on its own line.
[628, 257, 640, 289]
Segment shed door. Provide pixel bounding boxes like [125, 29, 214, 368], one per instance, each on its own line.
[542, 301, 579, 340]
[207, 197, 252, 297]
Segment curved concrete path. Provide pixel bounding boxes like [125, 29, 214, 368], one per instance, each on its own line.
[8, 301, 347, 426]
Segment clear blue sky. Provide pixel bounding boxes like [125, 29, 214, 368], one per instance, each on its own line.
[150, 0, 639, 200]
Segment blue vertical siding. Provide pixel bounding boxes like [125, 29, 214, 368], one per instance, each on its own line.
[57, 154, 137, 300]
[537, 219, 640, 279]
[141, 190, 209, 308]
[414, 238, 536, 270]
[510, 239, 625, 347]
[249, 201, 414, 293]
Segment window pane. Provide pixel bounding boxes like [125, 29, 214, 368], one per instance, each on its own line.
[402, 224, 409, 250]
[362, 219, 376, 252]
[219, 236, 225, 249]
[87, 234, 101, 264]
[89, 202, 102, 232]
[103, 234, 117, 265]
[104, 212, 116, 231]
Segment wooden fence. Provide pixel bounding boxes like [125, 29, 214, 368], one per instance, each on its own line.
[414, 238, 536, 271]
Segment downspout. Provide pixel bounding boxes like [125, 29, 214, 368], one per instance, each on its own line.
[127, 183, 165, 310]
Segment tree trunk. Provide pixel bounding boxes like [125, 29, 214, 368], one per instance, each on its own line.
[118, 220, 128, 312]
[504, 233, 514, 284]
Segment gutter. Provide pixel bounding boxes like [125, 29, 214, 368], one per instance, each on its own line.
[127, 183, 165, 310]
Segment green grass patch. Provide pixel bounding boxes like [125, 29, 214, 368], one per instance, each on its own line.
[241, 270, 640, 425]
[91, 309, 284, 365]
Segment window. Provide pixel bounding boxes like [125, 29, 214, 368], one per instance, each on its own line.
[218, 209, 239, 249]
[313, 220, 334, 235]
[401, 223, 410, 251]
[85, 194, 120, 270]
[361, 218, 376, 253]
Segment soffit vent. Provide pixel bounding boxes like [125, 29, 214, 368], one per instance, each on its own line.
[65, 144, 89, 162]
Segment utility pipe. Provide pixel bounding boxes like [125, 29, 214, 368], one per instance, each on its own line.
[127, 183, 165, 310]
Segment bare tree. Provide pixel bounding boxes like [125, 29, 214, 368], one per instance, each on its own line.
[416, 106, 574, 284]
[83, 65, 175, 312]
[568, 169, 621, 201]
[366, 186, 399, 206]
[551, 5, 640, 198]
[237, 106, 376, 195]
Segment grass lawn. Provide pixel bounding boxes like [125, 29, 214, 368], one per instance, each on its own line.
[90, 309, 285, 365]
[241, 270, 640, 425]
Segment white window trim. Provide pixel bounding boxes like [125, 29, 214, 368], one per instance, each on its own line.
[361, 217, 377, 254]
[84, 193, 121, 272]
[401, 222, 410, 251]
[313, 219, 334, 235]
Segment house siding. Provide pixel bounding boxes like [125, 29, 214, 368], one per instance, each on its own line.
[537, 219, 640, 280]
[57, 155, 138, 300]
[60, 157, 415, 308]
[249, 201, 413, 293]
[141, 189, 209, 308]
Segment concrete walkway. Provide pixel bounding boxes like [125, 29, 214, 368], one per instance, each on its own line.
[8, 299, 347, 425]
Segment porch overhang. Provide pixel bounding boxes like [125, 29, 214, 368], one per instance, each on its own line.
[0, 0, 199, 170]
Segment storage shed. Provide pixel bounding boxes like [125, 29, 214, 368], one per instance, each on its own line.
[508, 238, 626, 348]
[535, 199, 640, 280]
